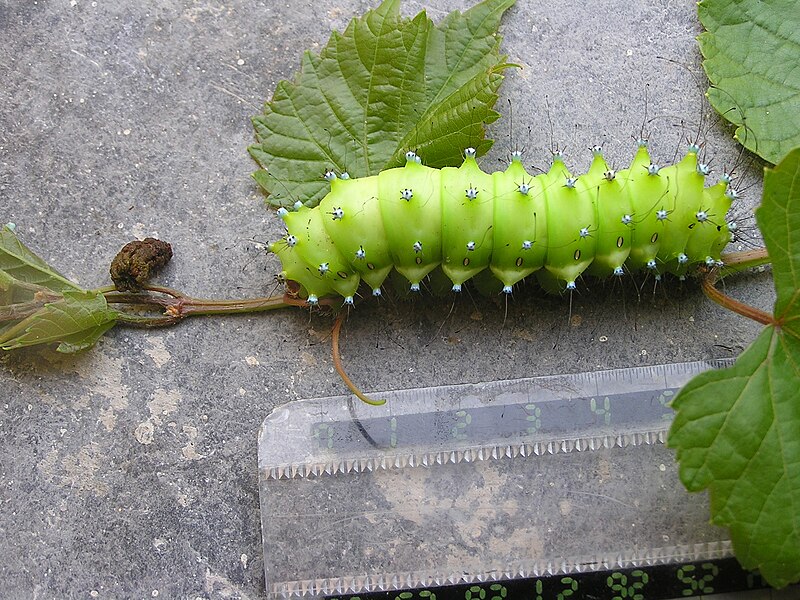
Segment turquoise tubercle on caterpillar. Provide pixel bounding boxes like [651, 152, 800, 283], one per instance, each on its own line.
[269, 141, 735, 302]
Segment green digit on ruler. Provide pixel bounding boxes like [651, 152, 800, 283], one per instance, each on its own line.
[452, 410, 472, 440]
[698, 563, 718, 594]
[677, 563, 717, 595]
[525, 403, 541, 433]
[557, 576, 578, 600]
[590, 397, 611, 425]
[533, 579, 543, 600]
[312, 423, 334, 449]
[607, 570, 648, 600]
[658, 389, 675, 421]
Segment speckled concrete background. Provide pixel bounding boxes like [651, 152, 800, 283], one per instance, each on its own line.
[0, 0, 775, 598]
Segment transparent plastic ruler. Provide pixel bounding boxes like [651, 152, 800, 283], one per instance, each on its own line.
[258, 359, 776, 599]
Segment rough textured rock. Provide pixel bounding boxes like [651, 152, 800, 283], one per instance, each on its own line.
[0, 1, 772, 598]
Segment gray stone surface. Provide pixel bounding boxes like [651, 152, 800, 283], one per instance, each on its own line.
[0, 0, 773, 598]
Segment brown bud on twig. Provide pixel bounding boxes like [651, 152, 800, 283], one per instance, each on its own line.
[110, 238, 173, 292]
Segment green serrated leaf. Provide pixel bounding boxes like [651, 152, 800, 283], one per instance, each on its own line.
[0, 268, 60, 308]
[669, 328, 800, 587]
[247, 145, 273, 170]
[0, 224, 84, 293]
[54, 320, 118, 353]
[668, 148, 800, 587]
[250, 0, 515, 208]
[699, 0, 800, 164]
[0, 290, 118, 352]
[250, 169, 273, 200]
[757, 147, 800, 333]
[389, 67, 506, 168]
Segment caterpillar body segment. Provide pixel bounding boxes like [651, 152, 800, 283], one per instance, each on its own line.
[621, 143, 672, 272]
[272, 143, 734, 302]
[657, 152, 705, 268]
[441, 155, 495, 287]
[318, 176, 393, 294]
[583, 150, 632, 278]
[542, 155, 598, 288]
[687, 178, 731, 265]
[282, 207, 358, 299]
[489, 158, 547, 288]
[377, 160, 442, 287]
[270, 233, 333, 305]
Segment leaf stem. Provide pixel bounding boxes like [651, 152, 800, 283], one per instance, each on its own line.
[102, 287, 293, 327]
[331, 313, 385, 406]
[719, 248, 771, 278]
[700, 272, 774, 326]
[113, 313, 182, 327]
[0, 300, 55, 322]
[0, 282, 67, 323]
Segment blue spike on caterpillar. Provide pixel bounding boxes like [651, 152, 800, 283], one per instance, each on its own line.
[269, 141, 736, 304]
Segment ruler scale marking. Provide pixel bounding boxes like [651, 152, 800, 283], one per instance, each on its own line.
[257, 359, 788, 599]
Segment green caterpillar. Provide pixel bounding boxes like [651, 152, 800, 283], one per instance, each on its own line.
[269, 141, 735, 305]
